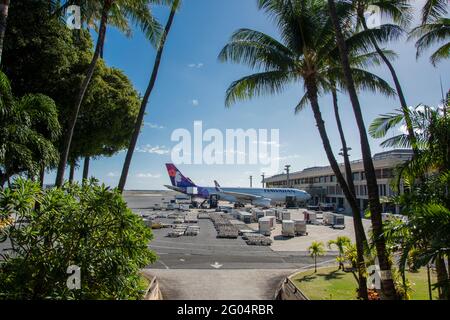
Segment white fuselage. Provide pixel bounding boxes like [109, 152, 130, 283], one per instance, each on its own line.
[200, 187, 310, 205]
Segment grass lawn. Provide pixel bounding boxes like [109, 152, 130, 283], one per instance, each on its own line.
[291, 266, 438, 300]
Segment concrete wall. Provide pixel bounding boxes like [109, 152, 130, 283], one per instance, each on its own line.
[276, 277, 309, 300]
[144, 276, 163, 300]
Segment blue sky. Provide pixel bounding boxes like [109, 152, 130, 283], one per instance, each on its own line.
[46, 0, 449, 190]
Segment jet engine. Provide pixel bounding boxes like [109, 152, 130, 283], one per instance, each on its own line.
[252, 198, 272, 208]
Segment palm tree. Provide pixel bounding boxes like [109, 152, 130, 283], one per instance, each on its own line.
[410, 12, 449, 66]
[421, 0, 448, 24]
[309, 241, 326, 272]
[118, 0, 180, 192]
[219, 0, 395, 299]
[0, 71, 61, 187]
[372, 103, 450, 300]
[55, 0, 165, 187]
[19, 93, 62, 187]
[347, 0, 419, 155]
[327, 0, 398, 299]
[328, 236, 351, 270]
[0, 0, 9, 64]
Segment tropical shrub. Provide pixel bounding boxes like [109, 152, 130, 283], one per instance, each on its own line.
[0, 178, 156, 299]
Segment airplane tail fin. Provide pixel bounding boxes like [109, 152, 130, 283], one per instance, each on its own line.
[165, 163, 197, 188]
[214, 180, 223, 192]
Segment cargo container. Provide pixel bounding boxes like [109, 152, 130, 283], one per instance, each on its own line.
[268, 216, 276, 229]
[323, 212, 334, 225]
[264, 209, 276, 217]
[293, 220, 307, 236]
[282, 211, 291, 221]
[332, 214, 345, 228]
[282, 220, 295, 237]
[258, 217, 272, 236]
[238, 211, 253, 223]
[179, 204, 190, 211]
[303, 211, 317, 224]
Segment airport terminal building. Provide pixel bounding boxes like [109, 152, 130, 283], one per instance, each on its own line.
[264, 149, 413, 214]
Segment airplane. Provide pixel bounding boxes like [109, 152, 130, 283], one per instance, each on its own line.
[164, 163, 311, 207]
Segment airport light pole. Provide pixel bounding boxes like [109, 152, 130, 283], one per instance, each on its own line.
[285, 165, 291, 188]
[338, 147, 352, 158]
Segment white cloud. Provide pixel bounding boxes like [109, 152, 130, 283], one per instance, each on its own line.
[107, 172, 119, 177]
[259, 153, 302, 161]
[191, 99, 199, 106]
[252, 140, 282, 147]
[135, 173, 162, 179]
[144, 122, 164, 129]
[188, 63, 204, 68]
[136, 145, 170, 155]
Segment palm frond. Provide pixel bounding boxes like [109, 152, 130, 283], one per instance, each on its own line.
[224, 70, 295, 107]
[421, 0, 449, 24]
[344, 24, 405, 55]
[370, 0, 413, 28]
[348, 68, 397, 97]
[411, 18, 450, 61]
[218, 28, 295, 70]
[369, 111, 404, 138]
[429, 41, 450, 66]
[294, 93, 309, 114]
[380, 134, 411, 148]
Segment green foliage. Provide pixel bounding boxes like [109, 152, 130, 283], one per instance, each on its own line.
[309, 241, 326, 257]
[372, 99, 450, 299]
[0, 178, 157, 299]
[410, 17, 450, 66]
[2, 0, 142, 164]
[69, 62, 141, 161]
[0, 72, 61, 185]
[328, 236, 351, 269]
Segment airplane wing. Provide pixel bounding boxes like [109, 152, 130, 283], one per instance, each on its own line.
[219, 190, 264, 201]
[214, 181, 264, 201]
[164, 184, 186, 193]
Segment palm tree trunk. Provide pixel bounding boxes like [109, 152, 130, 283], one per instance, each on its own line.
[306, 79, 368, 299]
[327, 0, 397, 300]
[331, 88, 366, 240]
[69, 160, 75, 183]
[435, 255, 449, 299]
[55, 0, 111, 187]
[314, 256, 317, 273]
[427, 263, 433, 300]
[331, 88, 368, 299]
[356, 9, 418, 156]
[39, 165, 45, 188]
[0, 0, 9, 65]
[118, 0, 179, 192]
[82, 156, 90, 180]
